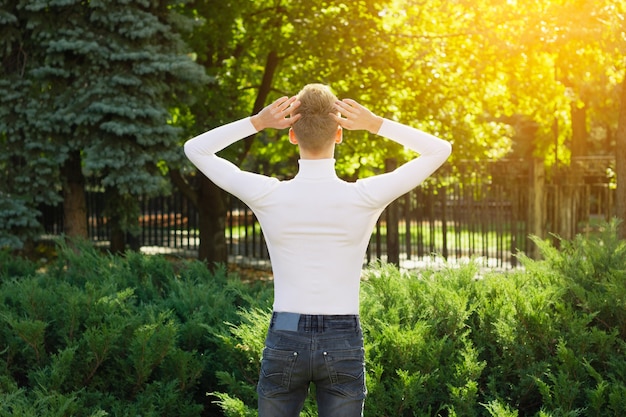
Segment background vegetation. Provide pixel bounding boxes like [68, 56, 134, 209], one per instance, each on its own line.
[2, 0, 625, 257]
[1, 221, 625, 416]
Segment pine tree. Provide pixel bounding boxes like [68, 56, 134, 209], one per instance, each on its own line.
[0, 0, 207, 250]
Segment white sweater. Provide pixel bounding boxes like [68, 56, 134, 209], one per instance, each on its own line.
[184, 117, 451, 315]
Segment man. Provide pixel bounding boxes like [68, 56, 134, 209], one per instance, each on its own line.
[184, 84, 451, 417]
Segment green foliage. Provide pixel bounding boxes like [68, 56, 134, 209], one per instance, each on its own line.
[0, 248, 37, 279]
[0, 197, 43, 250]
[2, 0, 621, 253]
[360, 262, 485, 417]
[2, 223, 626, 416]
[483, 399, 519, 417]
[212, 221, 626, 417]
[0, 0, 208, 247]
[0, 240, 272, 416]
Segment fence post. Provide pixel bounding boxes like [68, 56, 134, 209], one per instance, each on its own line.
[440, 186, 448, 260]
[528, 157, 545, 258]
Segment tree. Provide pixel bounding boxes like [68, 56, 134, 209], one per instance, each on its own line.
[174, 0, 626, 265]
[383, 0, 625, 242]
[617, 76, 626, 240]
[3, 0, 622, 255]
[173, 0, 407, 265]
[0, 0, 207, 252]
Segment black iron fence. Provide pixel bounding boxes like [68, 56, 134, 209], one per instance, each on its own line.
[40, 158, 616, 270]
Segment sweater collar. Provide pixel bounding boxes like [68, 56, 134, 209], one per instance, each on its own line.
[295, 159, 337, 179]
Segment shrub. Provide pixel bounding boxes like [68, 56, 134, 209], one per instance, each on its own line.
[2, 221, 626, 416]
[212, 221, 626, 417]
[0, 240, 272, 416]
[360, 262, 485, 417]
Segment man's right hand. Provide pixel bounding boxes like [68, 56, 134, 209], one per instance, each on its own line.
[331, 99, 383, 134]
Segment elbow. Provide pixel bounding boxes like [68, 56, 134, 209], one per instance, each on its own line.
[434, 141, 452, 167]
[183, 139, 196, 160]
[440, 140, 452, 159]
[183, 138, 217, 167]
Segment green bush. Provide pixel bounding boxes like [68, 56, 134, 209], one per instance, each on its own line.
[2, 221, 626, 416]
[213, 220, 626, 417]
[0, 240, 272, 416]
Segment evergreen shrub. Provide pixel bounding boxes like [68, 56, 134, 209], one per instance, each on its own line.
[2, 221, 626, 416]
[0, 240, 272, 417]
[213, 220, 626, 417]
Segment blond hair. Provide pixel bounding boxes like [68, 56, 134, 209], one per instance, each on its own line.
[291, 84, 339, 152]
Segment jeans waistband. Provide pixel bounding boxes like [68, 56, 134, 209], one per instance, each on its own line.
[270, 312, 360, 332]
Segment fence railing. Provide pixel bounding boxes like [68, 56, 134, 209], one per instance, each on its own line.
[39, 158, 616, 270]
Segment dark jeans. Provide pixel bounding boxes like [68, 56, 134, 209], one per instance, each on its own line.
[257, 312, 366, 417]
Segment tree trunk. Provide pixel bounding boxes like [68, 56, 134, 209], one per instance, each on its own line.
[104, 188, 139, 254]
[61, 150, 88, 239]
[528, 157, 545, 258]
[556, 178, 576, 240]
[616, 75, 626, 240]
[172, 169, 228, 268]
[197, 175, 227, 268]
[184, 50, 280, 267]
[107, 190, 127, 254]
[560, 101, 584, 240]
[239, 50, 279, 163]
[109, 225, 126, 254]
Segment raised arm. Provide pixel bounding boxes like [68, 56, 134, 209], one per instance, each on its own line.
[333, 98, 452, 206]
[332, 98, 451, 159]
[183, 96, 300, 203]
[184, 96, 300, 158]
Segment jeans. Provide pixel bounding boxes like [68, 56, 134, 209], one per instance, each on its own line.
[257, 312, 366, 417]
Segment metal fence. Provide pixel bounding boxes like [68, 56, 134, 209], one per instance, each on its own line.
[40, 158, 616, 270]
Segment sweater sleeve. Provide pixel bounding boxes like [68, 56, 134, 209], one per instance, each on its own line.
[355, 118, 452, 207]
[183, 117, 279, 203]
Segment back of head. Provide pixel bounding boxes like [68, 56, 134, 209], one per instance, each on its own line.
[291, 84, 339, 152]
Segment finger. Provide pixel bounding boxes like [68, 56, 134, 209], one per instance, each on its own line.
[278, 96, 297, 110]
[333, 103, 350, 118]
[335, 100, 357, 116]
[286, 99, 301, 113]
[266, 98, 287, 117]
[272, 96, 289, 108]
[274, 98, 298, 118]
[276, 113, 300, 129]
[270, 97, 293, 116]
[342, 98, 359, 107]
